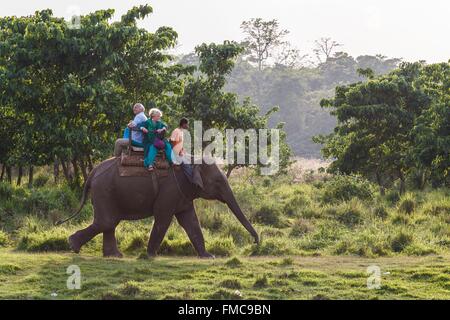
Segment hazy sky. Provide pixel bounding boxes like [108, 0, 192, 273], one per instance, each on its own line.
[2, 0, 449, 63]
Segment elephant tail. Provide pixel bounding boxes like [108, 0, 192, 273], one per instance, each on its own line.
[54, 167, 95, 226]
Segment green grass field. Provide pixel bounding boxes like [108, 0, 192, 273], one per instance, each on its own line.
[1, 249, 450, 299]
[1, 165, 449, 299]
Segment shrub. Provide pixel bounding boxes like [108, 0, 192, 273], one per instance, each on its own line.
[253, 274, 269, 288]
[33, 175, 50, 188]
[119, 281, 141, 296]
[283, 194, 311, 216]
[220, 279, 241, 289]
[158, 239, 196, 256]
[0, 230, 10, 247]
[248, 238, 293, 256]
[200, 213, 223, 231]
[398, 193, 416, 214]
[17, 228, 70, 252]
[124, 233, 147, 252]
[225, 257, 242, 267]
[207, 238, 235, 257]
[22, 190, 52, 216]
[289, 218, 314, 237]
[386, 190, 400, 204]
[332, 232, 390, 257]
[252, 205, 281, 226]
[220, 222, 252, 246]
[421, 197, 450, 216]
[0, 182, 13, 200]
[391, 231, 413, 252]
[372, 205, 389, 219]
[0, 264, 22, 275]
[320, 175, 374, 203]
[334, 199, 364, 227]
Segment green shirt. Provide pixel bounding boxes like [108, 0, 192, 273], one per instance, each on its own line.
[136, 119, 168, 145]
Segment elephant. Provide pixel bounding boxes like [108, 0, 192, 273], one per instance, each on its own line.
[62, 157, 259, 258]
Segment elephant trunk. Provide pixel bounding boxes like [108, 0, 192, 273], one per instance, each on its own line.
[223, 187, 259, 244]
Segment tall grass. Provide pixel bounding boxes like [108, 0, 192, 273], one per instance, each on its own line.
[1, 166, 449, 258]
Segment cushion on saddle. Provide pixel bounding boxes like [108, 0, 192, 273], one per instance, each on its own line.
[131, 146, 144, 152]
[120, 149, 170, 170]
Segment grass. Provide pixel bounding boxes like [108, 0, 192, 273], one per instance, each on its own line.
[0, 164, 449, 299]
[1, 248, 450, 299]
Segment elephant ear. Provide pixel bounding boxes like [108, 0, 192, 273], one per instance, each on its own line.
[192, 165, 204, 189]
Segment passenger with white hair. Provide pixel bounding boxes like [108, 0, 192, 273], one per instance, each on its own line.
[132, 107, 174, 171]
[113, 103, 148, 157]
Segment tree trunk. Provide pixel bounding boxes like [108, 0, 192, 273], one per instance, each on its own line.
[60, 158, 72, 183]
[28, 166, 34, 188]
[79, 159, 88, 182]
[376, 172, 385, 195]
[17, 166, 23, 186]
[399, 171, 406, 195]
[0, 164, 5, 181]
[53, 158, 59, 184]
[6, 166, 12, 184]
[71, 158, 81, 186]
[226, 166, 234, 178]
[87, 156, 93, 172]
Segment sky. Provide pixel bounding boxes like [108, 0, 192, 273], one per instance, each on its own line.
[2, 0, 449, 63]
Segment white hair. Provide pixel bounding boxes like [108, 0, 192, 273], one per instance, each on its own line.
[133, 103, 145, 112]
[149, 108, 162, 118]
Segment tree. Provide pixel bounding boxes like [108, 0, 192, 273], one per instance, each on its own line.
[0, 5, 192, 187]
[240, 18, 289, 70]
[314, 62, 432, 193]
[313, 37, 342, 64]
[410, 62, 450, 187]
[274, 42, 310, 69]
[179, 41, 292, 176]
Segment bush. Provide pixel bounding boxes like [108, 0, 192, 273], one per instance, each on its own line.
[289, 218, 314, 237]
[207, 238, 235, 257]
[334, 199, 364, 227]
[372, 205, 389, 219]
[252, 205, 281, 226]
[283, 194, 311, 216]
[17, 228, 71, 252]
[320, 175, 374, 203]
[119, 281, 141, 296]
[0, 230, 10, 247]
[124, 233, 147, 252]
[158, 239, 196, 256]
[391, 231, 413, 252]
[398, 193, 416, 214]
[220, 279, 241, 289]
[248, 238, 293, 256]
[33, 175, 50, 188]
[0, 182, 13, 200]
[253, 274, 269, 288]
[386, 190, 400, 204]
[220, 222, 252, 246]
[225, 257, 242, 267]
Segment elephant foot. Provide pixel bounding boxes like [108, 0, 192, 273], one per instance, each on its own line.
[68, 234, 81, 254]
[103, 251, 123, 258]
[199, 252, 215, 259]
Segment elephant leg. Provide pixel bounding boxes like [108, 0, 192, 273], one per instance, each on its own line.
[147, 216, 173, 257]
[175, 206, 214, 258]
[103, 228, 123, 258]
[69, 223, 102, 254]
